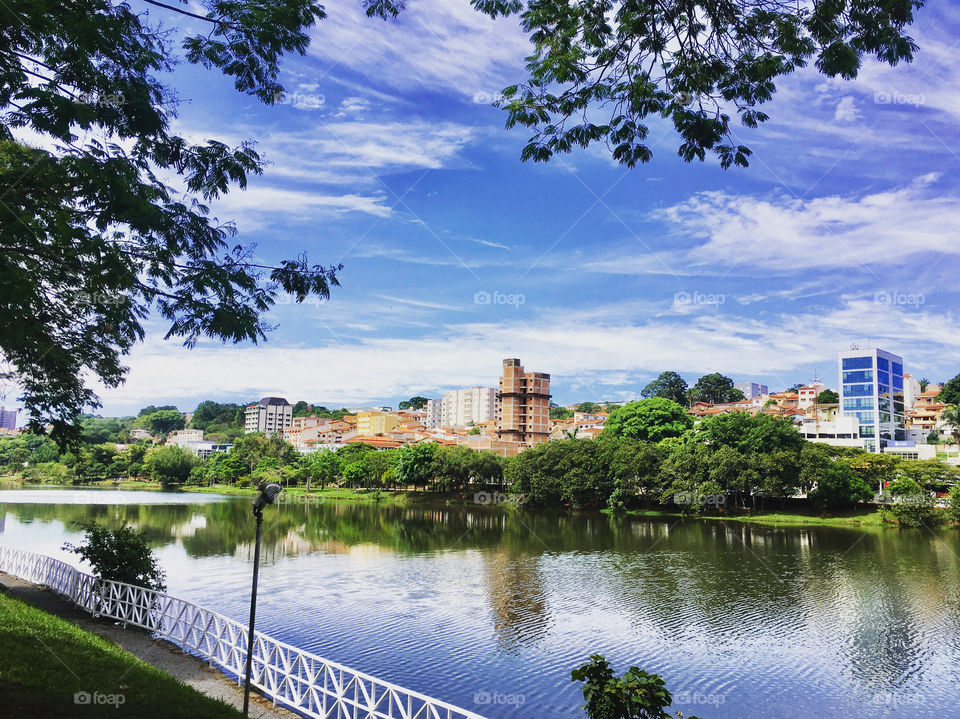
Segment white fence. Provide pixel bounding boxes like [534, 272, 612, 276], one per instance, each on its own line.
[0, 546, 485, 719]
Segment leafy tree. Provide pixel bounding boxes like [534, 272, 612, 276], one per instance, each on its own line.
[144, 445, 198, 489]
[918, 377, 930, 393]
[816, 389, 839, 404]
[306, 450, 341, 491]
[801, 443, 872, 509]
[948, 484, 960, 527]
[641, 371, 689, 406]
[372, 0, 922, 170]
[63, 521, 166, 592]
[79, 415, 126, 444]
[205, 450, 246, 484]
[550, 406, 574, 420]
[292, 401, 312, 417]
[143, 409, 186, 436]
[689, 373, 744, 404]
[603, 399, 692, 443]
[571, 654, 694, 719]
[2, 0, 340, 446]
[695, 412, 803, 455]
[191, 401, 243, 430]
[940, 405, 960, 447]
[231, 432, 297, 473]
[938, 374, 960, 405]
[887, 478, 939, 529]
[576, 402, 602, 414]
[398, 396, 429, 410]
[137, 405, 178, 418]
[394, 443, 438, 489]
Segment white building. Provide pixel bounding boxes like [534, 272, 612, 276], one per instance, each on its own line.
[440, 387, 497, 428]
[735, 382, 768, 399]
[797, 382, 826, 410]
[800, 415, 864, 449]
[424, 398, 443, 429]
[245, 397, 293, 436]
[166, 428, 204, 446]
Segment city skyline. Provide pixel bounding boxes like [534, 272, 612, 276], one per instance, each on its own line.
[46, 2, 960, 418]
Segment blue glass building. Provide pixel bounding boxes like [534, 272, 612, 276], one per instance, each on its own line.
[838, 348, 905, 453]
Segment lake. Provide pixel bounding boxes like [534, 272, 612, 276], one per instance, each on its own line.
[2, 488, 959, 718]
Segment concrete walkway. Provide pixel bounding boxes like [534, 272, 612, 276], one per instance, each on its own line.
[0, 572, 299, 719]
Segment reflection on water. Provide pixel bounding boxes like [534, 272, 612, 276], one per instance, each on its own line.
[2, 489, 960, 718]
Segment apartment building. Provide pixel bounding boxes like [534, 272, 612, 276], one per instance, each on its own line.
[497, 358, 550, 445]
[441, 386, 497, 428]
[424, 399, 443, 429]
[166, 428, 204, 445]
[0, 406, 18, 431]
[244, 397, 293, 436]
[797, 382, 825, 410]
[734, 382, 768, 399]
[838, 347, 905, 453]
[356, 410, 400, 436]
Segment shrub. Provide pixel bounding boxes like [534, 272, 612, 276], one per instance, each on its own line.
[572, 654, 700, 719]
[63, 522, 166, 592]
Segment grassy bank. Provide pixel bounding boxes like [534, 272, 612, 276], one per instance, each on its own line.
[182, 483, 411, 505]
[605, 506, 893, 528]
[0, 593, 243, 719]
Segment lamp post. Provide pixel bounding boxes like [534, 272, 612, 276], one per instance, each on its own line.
[243, 481, 282, 717]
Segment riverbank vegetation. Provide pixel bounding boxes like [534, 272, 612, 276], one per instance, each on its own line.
[3, 403, 960, 528]
[0, 593, 244, 718]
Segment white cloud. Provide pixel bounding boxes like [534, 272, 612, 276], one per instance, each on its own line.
[833, 96, 861, 123]
[95, 297, 959, 412]
[209, 185, 392, 228]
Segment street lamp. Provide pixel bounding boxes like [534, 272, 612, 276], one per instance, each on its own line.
[243, 481, 282, 716]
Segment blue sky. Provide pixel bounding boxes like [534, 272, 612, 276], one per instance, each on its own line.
[80, 1, 960, 415]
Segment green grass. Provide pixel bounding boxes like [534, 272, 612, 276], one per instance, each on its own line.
[606, 506, 892, 528]
[182, 483, 410, 504]
[0, 593, 243, 719]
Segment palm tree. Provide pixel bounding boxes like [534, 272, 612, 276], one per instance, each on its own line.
[940, 405, 960, 447]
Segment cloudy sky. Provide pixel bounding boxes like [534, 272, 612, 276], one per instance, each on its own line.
[84, 2, 960, 414]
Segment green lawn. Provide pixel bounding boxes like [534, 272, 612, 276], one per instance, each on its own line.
[607, 506, 892, 528]
[0, 593, 244, 719]
[182, 483, 410, 504]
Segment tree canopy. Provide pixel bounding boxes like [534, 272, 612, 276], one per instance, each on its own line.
[603, 398, 692, 442]
[398, 396, 429, 410]
[641, 371, 689, 406]
[939, 373, 960, 405]
[2, 0, 339, 446]
[690, 373, 744, 404]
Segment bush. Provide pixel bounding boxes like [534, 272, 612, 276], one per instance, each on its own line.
[887, 479, 939, 529]
[572, 654, 699, 719]
[948, 484, 960, 526]
[63, 522, 166, 592]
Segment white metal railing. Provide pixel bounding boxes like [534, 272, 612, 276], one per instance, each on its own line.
[0, 546, 485, 719]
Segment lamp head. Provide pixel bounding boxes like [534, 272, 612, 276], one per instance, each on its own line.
[253, 482, 282, 513]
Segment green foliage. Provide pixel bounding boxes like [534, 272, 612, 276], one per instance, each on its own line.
[79, 415, 128, 444]
[306, 450, 342, 490]
[938, 374, 960, 406]
[395, 443, 438, 488]
[507, 439, 610, 508]
[143, 409, 186, 436]
[190, 401, 244, 441]
[603, 399, 692, 443]
[572, 654, 693, 719]
[948, 484, 960, 526]
[550, 406, 574, 420]
[1, 0, 339, 446]
[398, 396, 429, 410]
[144, 445, 199, 489]
[63, 521, 166, 592]
[641, 371, 689, 407]
[292, 401, 312, 417]
[690, 373, 744, 404]
[802, 444, 872, 508]
[887, 478, 939, 529]
[576, 402, 602, 414]
[939, 405, 960, 447]
[816, 389, 840, 404]
[137, 405, 179, 418]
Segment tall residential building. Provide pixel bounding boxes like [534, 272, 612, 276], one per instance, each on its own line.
[356, 411, 400, 436]
[244, 397, 293, 436]
[734, 382, 768, 399]
[497, 358, 550, 445]
[424, 399, 443, 429]
[441, 387, 497, 428]
[0, 406, 18, 431]
[797, 382, 826, 410]
[838, 348, 905, 453]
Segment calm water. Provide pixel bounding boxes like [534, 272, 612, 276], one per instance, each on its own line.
[2, 488, 960, 718]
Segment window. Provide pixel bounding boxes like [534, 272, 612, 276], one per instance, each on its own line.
[843, 356, 873, 370]
[861, 426, 875, 438]
[877, 357, 889, 371]
[892, 362, 903, 377]
[878, 370, 890, 386]
[844, 398, 874, 410]
[843, 370, 873, 383]
[844, 383, 874, 397]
